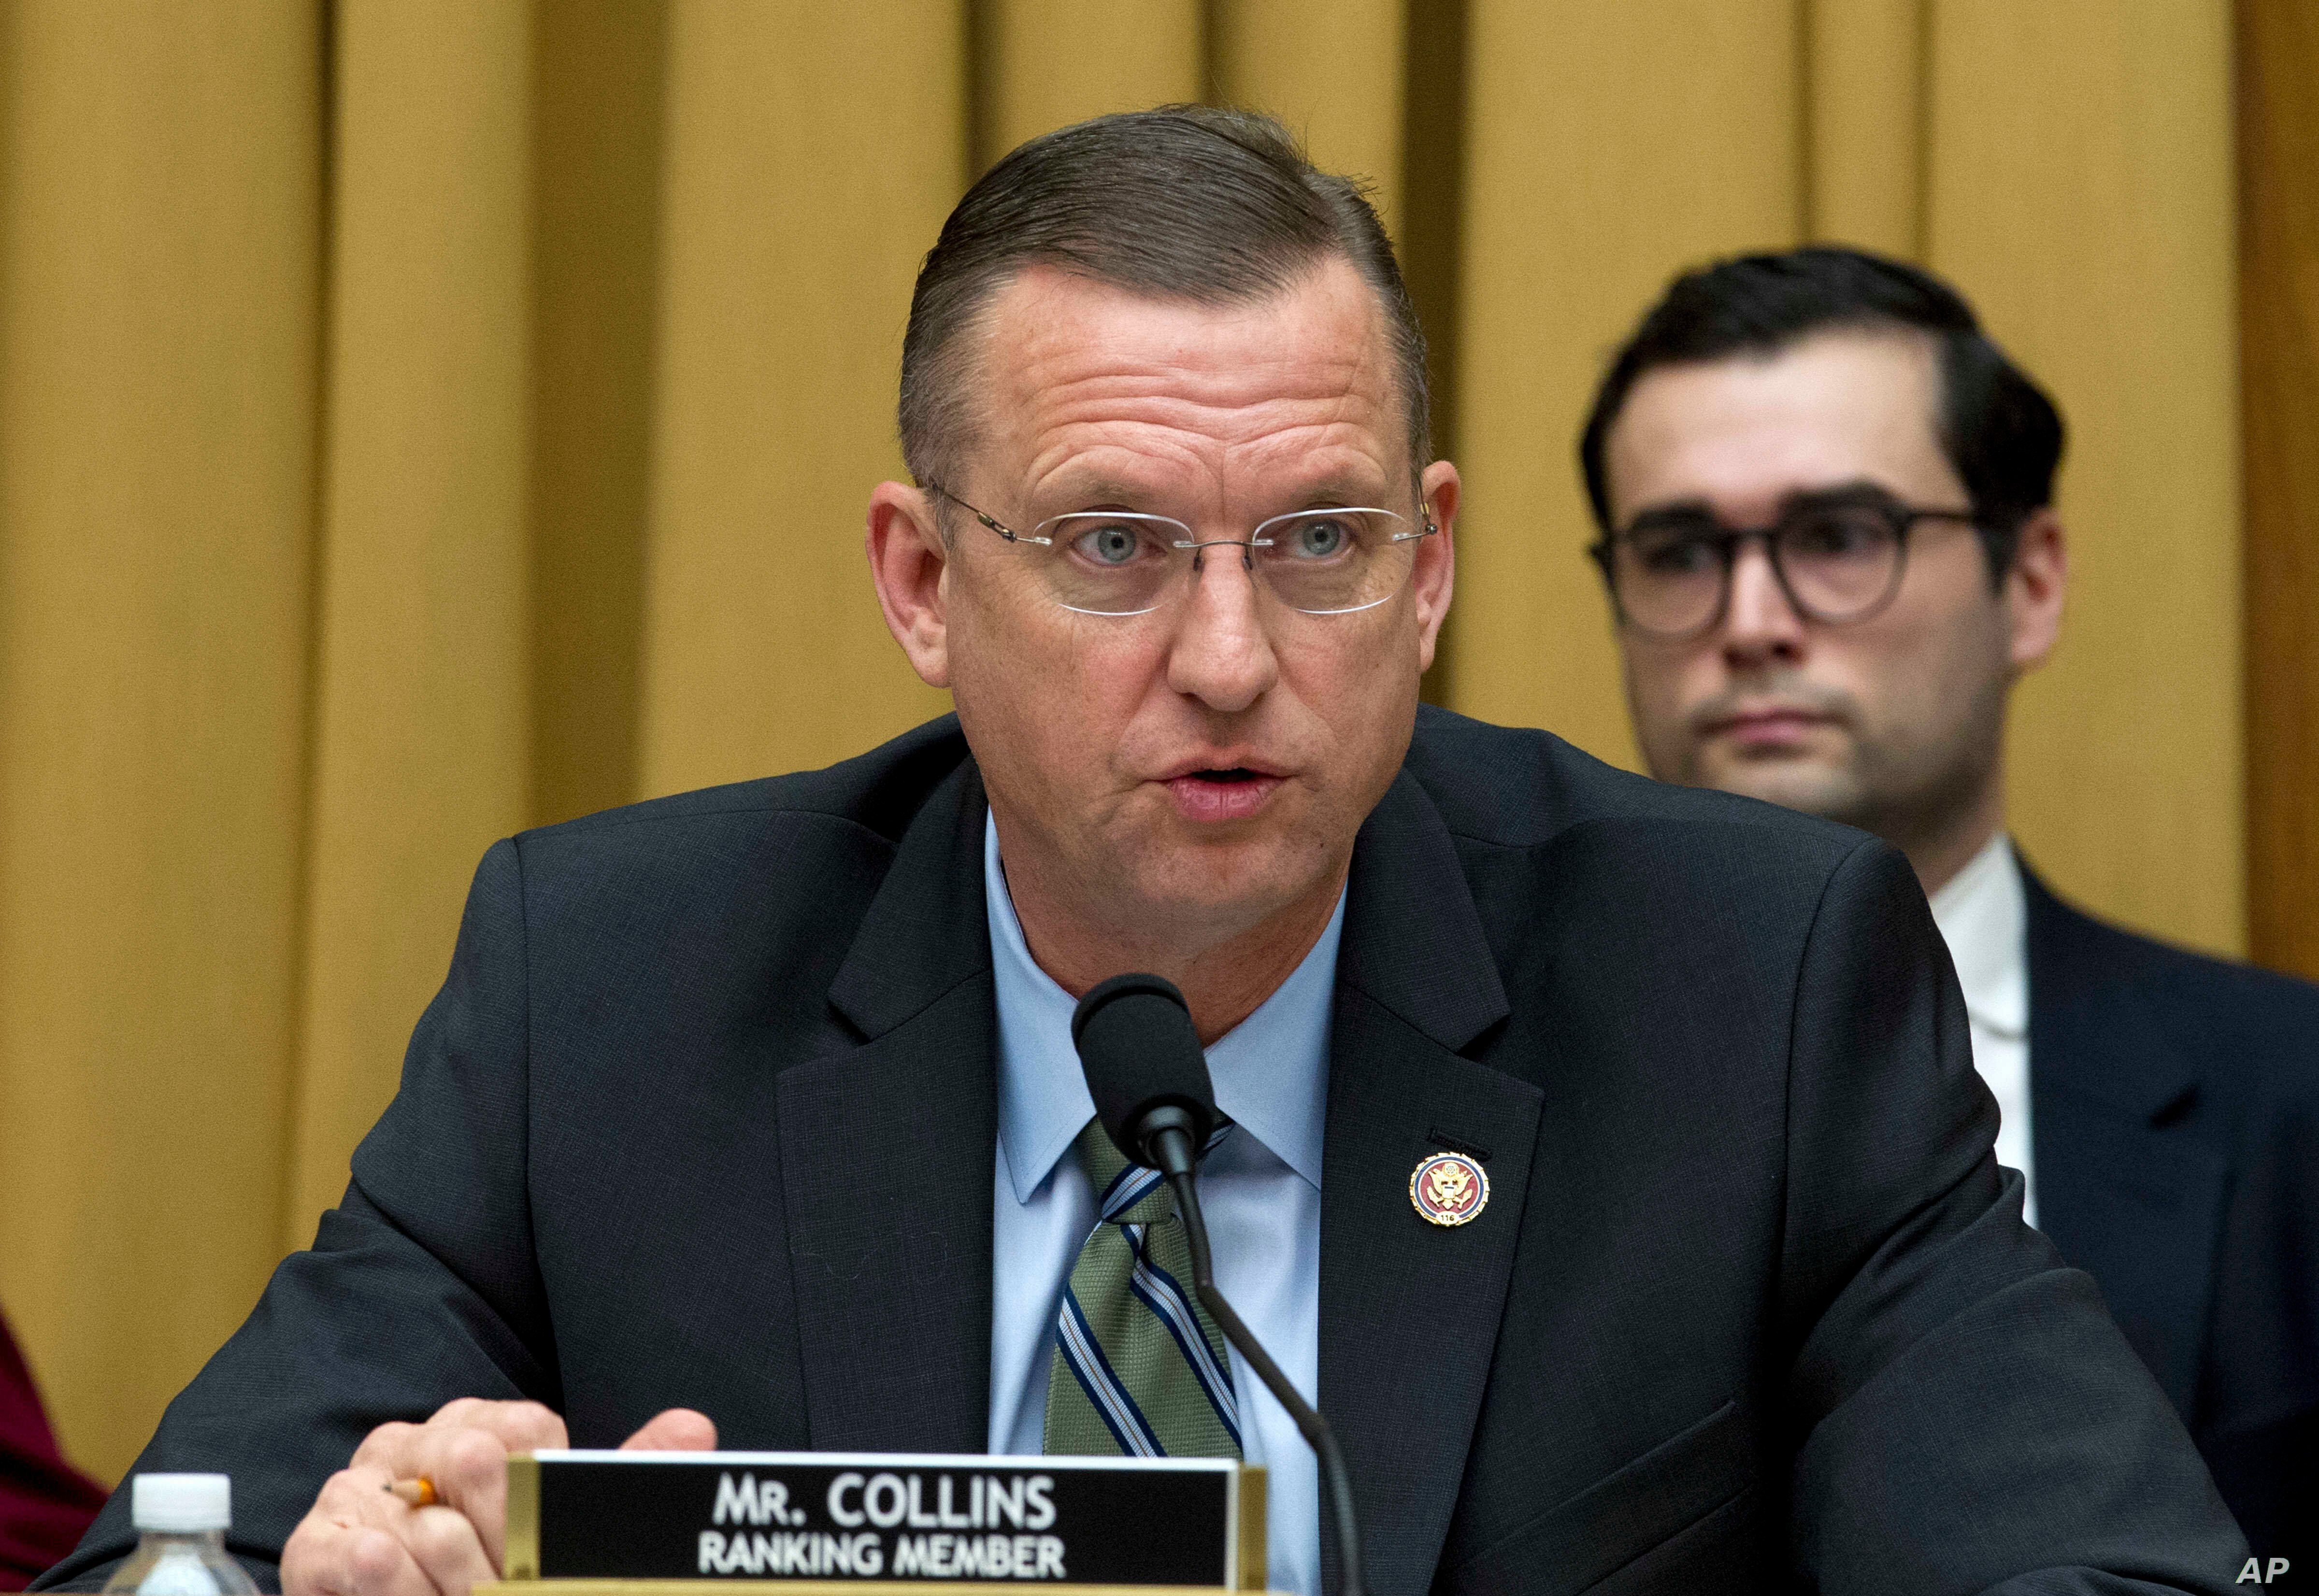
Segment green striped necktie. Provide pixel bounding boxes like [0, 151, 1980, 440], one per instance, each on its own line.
[1043, 1119, 1242, 1457]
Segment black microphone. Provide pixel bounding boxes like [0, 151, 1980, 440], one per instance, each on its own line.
[1071, 972, 1366, 1596]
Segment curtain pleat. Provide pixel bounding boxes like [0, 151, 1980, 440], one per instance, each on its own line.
[529, 0, 668, 832]
[2241, 0, 2319, 979]
[287, 0, 537, 1240]
[978, 0, 1203, 169]
[0, 0, 2263, 1485]
[1804, 0, 1925, 257]
[1926, 0, 2243, 960]
[635, 0, 958, 800]
[1212, 0, 1408, 234]
[1448, 0, 1803, 771]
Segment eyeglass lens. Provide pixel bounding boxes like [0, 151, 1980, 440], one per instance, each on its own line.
[1034, 508, 1419, 616]
[1610, 503, 1906, 637]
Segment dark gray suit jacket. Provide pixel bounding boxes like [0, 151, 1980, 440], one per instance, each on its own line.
[39, 711, 2247, 1595]
[2024, 867, 2318, 1568]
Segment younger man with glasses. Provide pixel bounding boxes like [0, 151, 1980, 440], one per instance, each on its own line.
[1585, 245, 2318, 1560]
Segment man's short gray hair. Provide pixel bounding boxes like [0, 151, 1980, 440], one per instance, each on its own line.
[897, 105, 1431, 508]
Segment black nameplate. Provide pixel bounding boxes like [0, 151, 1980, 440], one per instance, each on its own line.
[506, 1451, 1264, 1587]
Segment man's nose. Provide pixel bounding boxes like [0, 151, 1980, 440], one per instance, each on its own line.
[1719, 538, 1806, 666]
[1165, 545, 1280, 713]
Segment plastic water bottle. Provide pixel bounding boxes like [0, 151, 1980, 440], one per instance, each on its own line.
[101, 1475, 258, 1596]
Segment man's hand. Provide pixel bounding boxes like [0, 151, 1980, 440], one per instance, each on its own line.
[282, 1400, 716, 1596]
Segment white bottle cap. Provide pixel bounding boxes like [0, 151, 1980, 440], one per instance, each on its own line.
[132, 1474, 231, 1532]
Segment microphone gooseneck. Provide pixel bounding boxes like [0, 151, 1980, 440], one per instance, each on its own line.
[1071, 973, 1368, 1596]
[1167, 1168, 1366, 1596]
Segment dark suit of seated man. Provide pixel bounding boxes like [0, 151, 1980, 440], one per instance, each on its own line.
[1579, 244, 2318, 1568]
[40, 113, 2249, 1596]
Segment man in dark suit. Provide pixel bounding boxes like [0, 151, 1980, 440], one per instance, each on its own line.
[1583, 245, 2317, 1565]
[42, 116, 2248, 1596]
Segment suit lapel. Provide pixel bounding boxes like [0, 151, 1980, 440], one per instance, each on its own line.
[777, 759, 998, 1453]
[775, 751, 1547, 1564]
[2023, 866, 2226, 1411]
[1321, 773, 1542, 1596]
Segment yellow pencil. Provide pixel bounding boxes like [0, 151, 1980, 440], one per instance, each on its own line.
[385, 1477, 438, 1508]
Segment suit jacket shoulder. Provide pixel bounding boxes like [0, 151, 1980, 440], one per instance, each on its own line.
[2027, 870, 2319, 1114]
[531, 712, 974, 851]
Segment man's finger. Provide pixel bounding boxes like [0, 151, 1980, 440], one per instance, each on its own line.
[401, 1425, 516, 1574]
[399, 1504, 500, 1595]
[344, 1526, 423, 1596]
[306, 1468, 499, 1596]
[296, 1522, 431, 1596]
[289, 1404, 575, 1596]
[619, 1409, 717, 1452]
[428, 1398, 568, 1454]
[348, 1423, 422, 1477]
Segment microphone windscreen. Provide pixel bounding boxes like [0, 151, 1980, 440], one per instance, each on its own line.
[1071, 972, 1217, 1167]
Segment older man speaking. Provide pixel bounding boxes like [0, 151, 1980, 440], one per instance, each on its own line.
[40, 111, 2243, 1596]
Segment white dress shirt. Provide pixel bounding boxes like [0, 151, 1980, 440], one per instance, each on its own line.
[982, 814, 1338, 1596]
[1926, 831, 2035, 1226]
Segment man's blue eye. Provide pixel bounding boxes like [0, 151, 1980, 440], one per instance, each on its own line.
[1074, 522, 1143, 565]
[1290, 517, 1351, 558]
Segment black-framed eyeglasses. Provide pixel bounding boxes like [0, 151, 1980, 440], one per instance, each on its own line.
[922, 482, 1438, 618]
[1588, 492, 1982, 640]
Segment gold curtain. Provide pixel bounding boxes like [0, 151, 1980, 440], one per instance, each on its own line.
[2240, 0, 2319, 979]
[0, 0, 2255, 1486]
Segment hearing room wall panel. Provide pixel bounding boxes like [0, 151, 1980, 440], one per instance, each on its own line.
[1926, 1, 2244, 955]
[0, 0, 323, 1483]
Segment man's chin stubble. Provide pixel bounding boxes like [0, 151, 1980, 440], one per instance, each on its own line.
[1694, 751, 1871, 830]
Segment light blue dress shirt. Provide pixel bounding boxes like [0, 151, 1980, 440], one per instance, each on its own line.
[982, 813, 1340, 1596]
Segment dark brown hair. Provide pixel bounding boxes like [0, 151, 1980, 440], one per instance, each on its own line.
[1578, 246, 2064, 582]
[898, 106, 1429, 502]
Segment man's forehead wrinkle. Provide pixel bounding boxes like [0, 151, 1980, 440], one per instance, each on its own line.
[1023, 385, 1386, 459]
[1014, 400, 1393, 496]
[968, 257, 1406, 520]
[1008, 338, 1381, 420]
[1012, 338, 1385, 437]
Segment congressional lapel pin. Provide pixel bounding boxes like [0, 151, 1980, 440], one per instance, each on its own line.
[1410, 1150, 1488, 1226]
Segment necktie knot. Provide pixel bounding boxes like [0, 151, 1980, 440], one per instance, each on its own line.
[1073, 1118, 1232, 1227]
[1046, 1116, 1243, 1459]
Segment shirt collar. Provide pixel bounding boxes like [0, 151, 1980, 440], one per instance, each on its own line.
[985, 812, 1342, 1204]
[1927, 830, 2029, 1040]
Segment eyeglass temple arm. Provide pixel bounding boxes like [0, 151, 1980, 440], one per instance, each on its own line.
[922, 480, 1044, 545]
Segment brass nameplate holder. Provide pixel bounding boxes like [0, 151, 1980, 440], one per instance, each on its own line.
[482, 1449, 1267, 1595]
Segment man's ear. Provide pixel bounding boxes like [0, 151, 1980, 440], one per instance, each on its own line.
[2005, 508, 2066, 675]
[866, 482, 952, 688]
[1412, 460, 1459, 673]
